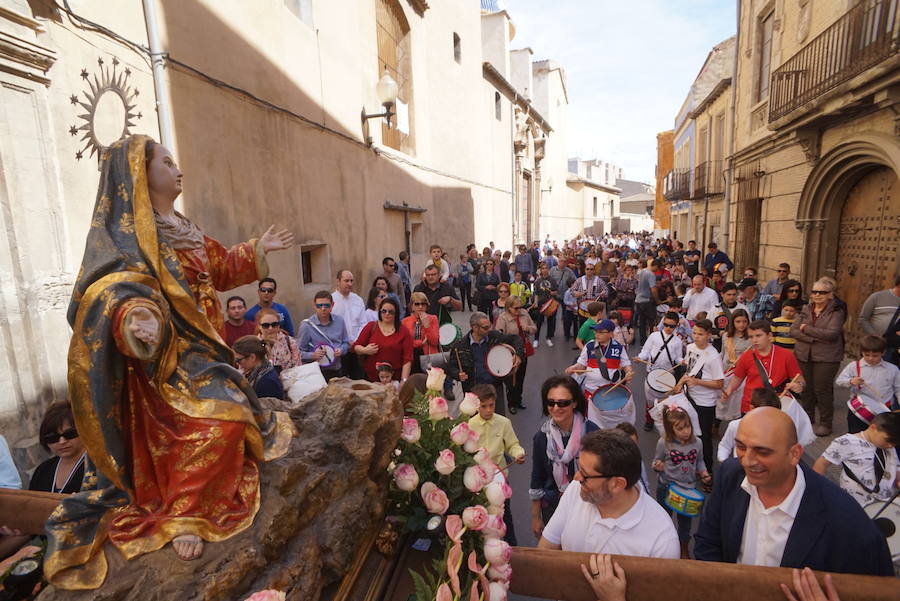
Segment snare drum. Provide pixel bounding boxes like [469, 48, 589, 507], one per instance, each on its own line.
[665, 483, 705, 517]
[588, 383, 631, 412]
[540, 298, 560, 316]
[646, 369, 677, 394]
[847, 393, 889, 425]
[485, 344, 516, 378]
[439, 323, 462, 348]
[578, 300, 595, 318]
[315, 343, 336, 368]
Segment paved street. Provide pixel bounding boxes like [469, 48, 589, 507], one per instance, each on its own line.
[448, 309, 852, 601]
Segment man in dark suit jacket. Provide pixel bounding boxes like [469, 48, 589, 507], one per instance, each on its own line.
[694, 408, 892, 576]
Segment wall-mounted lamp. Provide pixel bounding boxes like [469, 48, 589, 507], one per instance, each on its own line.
[361, 69, 399, 147]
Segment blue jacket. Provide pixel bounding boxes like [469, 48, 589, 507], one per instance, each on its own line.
[703, 250, 734, 276]
[694, 458, 893, 576]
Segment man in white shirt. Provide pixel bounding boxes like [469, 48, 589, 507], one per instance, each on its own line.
[539, 430, 680, 559]
[694, 408, 893, 575]
[682, 275, 719, 321]
[331, 269, 367, 379]
[637, 312, 684, 430]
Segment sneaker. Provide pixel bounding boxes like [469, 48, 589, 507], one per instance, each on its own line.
[508, 405, 518, 415]
[813, 424, 832, 437]
[533, 340, 540, 349]
[546, 339, 554, 348]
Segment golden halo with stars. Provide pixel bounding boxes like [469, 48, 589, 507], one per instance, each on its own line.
[69, 56, 142, 161]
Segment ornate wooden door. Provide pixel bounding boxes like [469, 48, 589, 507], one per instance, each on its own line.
[835, 166, 899, 356]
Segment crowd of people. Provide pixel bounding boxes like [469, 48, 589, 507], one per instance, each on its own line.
[3, 217, 900, 597]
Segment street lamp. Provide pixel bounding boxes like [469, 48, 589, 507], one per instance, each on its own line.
[361, 68, 399, 147]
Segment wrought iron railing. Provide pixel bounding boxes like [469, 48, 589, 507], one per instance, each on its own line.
[769, 0, 899, 122]
[693, 162, 708, 199]
[664, 168, 691, 201]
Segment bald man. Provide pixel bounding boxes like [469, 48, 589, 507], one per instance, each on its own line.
[694, 408, 892, 575]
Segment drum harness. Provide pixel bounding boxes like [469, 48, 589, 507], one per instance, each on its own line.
[302, 318, 338, 350]
[651, 333, 678, 369]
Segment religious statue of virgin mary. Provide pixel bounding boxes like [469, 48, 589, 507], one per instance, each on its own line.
[44, 134, 295, 589]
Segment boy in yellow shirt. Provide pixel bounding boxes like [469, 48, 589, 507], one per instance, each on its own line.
[468, 385, 526, 469]
[467, 384, 524, 546]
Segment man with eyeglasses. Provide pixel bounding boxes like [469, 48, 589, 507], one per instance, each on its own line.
[245, 277, 295, 337]
[298, 290, 349, 380]
[445, 312, 523, 414]
[538, 430, 679, 558]
[413, 264, 462, 326]
[762, 263, 791, 297]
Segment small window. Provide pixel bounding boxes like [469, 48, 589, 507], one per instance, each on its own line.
[301, 250, 313, 285]
[453, 33, 461, 64]
[593, 197, 598, 217]
[494, 92, 501, 120]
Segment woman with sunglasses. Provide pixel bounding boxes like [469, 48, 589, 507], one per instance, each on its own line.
[233, 336, 284, 400]
[256, 307, 301, 372]
[774, 279, 805, 317]
[372, 275, 404, 319]
[30, 401, 86, 495]
[402, 291, 440, 374]
[791, 277, 847, 436]
[353, 297, 412, 383]
[529, 375, 588, 539]
[475, 260, 500, 316]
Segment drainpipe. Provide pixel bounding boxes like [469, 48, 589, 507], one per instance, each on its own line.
[723, 0, 740, 259]
[143, 0, 175, 151]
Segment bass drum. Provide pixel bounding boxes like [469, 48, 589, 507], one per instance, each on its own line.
[865, 497, 900, 560]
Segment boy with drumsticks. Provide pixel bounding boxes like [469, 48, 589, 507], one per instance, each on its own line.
[637, 311, 685, 431]
[834, 334, 900, 434]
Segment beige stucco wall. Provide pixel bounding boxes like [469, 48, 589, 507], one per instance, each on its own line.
[533, 61, 569, 242]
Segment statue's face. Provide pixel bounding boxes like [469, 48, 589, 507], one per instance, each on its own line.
[147, 144, 183, 202]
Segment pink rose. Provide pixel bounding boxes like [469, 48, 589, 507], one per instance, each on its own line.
[445, 514, 464, 543]
[482, 514, 506, 538]
[401, 418, 421, 443]
[449, 422, 474, 445]
[461, 505, 489, 531]
[473, 447, 492, 465]
[458, 392, 480, 416]
[246, 591, 286, 601]
[483, 537, 511, 566]
[434, 449, 456, 475]
[393, 463, 419, 492]
[462, 432, 481, 453]
[489, 581, 509, 601]
[429, 397, 450, 421]
[420, 482, 450, 515]
[484, 481, 509, 507]
[463, 465, 489, 493]
[487, 562, 512, 582]
[426, 367, 446, 391]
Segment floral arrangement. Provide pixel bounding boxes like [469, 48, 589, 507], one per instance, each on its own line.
[246, 591, 286, 601]
[388, 367, 512, 601]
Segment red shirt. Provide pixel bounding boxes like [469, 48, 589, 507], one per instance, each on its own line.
[224, 318, 257, 347]
[354, 321, 414, 381]
[733, 345, 801, 413]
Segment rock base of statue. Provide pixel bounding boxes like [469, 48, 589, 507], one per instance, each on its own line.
[36, 378, 402, 601]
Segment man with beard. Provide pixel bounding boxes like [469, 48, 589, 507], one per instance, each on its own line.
[538, 430, 679, 558]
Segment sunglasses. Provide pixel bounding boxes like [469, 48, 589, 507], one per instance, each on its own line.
[386, 263, 396, 268]
[315, 303, 332, 309]
[546, 399, 573, 408]
[259, 322, 280, 329]
[810, 289, 831, 295]
[42, 427, 78, 446]
[259, 288, 275, 293]
[662, 322, 678, 328]
[380, 309, 396, 314]
[777, 269, 788, 273]
[412, 302, 427, 306]
[787, 288, 800, 293]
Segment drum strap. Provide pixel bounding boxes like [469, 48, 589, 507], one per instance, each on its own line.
[303, 318, 337, 348]
[651, 334, 676, 367]
[752, 349, 787, 392]
[841, 448, 886, 495]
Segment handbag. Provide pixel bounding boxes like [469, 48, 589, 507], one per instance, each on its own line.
[515, 314, 535, 357]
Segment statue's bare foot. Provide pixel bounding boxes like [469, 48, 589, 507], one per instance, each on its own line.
[172, 534, 203, 560]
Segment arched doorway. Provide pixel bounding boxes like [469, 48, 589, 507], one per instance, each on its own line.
[834, 167, 899, 355]
[796, 133, 900, 356]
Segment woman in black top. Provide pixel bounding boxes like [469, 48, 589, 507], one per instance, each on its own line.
[233, 335, 285, 400]
[475, 259, 500, 316]
[529, 376, 588, 539]
[29, 401, 86, 494]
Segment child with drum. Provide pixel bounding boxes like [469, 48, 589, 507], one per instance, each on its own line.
[564, 319, 635, 430]
[637, 311, 685, 431]
[813, 412, 900, 508]
[652, 406, 711, 559]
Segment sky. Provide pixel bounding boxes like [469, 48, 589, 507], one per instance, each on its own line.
[502, 0, 737, 184]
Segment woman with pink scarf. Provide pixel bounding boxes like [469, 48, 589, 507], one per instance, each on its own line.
[529, 375, 588, 539]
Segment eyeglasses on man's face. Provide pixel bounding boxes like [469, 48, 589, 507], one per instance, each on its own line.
[810, 289, 831, 295]
[315, 303, 332, 309]
[577, 465, 619, 481]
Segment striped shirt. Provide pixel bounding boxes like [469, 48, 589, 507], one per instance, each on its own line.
[771, 316, 796, 350]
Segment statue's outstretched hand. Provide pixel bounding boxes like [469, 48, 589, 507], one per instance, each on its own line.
[128, 306, 160, 345]
[260, 225, 295, 254]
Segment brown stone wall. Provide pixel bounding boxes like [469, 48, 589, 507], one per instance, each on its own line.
[655, 130, 674, 230]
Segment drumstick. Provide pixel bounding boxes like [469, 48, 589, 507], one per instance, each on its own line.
[455, 348, 463, 373]
[778, 374, 802, 397]
[496, 455, 528, 474]
[600, 375, 628, 397]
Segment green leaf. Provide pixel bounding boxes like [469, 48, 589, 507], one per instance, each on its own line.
[409, 568, 433, 601]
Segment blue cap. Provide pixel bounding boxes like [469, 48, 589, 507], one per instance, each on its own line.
[591, 319, 616, 332]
